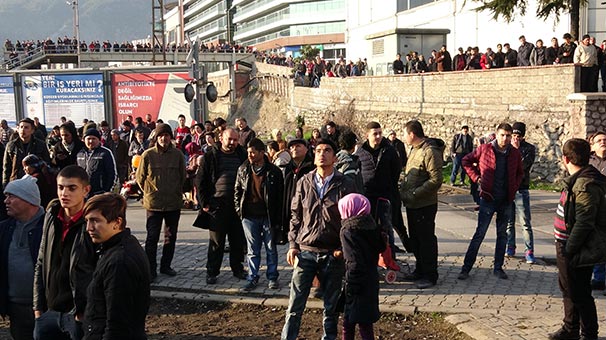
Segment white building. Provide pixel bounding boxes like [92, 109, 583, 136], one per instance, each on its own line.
[346, 0, 605, 76]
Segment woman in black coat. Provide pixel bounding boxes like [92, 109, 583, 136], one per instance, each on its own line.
[338, 194, 386, 340]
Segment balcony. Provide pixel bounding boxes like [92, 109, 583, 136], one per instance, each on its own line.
[233, 0, 288, 24]
[184, 2, 226, 31]
[184, 0, 222, 18]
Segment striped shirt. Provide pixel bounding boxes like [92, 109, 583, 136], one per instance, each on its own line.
[553, 190, 569, 241]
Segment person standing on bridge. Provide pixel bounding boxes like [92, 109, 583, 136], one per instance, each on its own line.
[549, 138, 606, 340]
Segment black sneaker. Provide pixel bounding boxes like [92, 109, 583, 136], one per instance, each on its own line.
[493, 269, 508, 280]
[415, 279, 435, 289]
[457, 271, 470, 280]
[206, 275, 217, 284]
[548, 327, 580, 340]
[268, 280, 279, 289]
[241, 279, 258, 292]
[160, 267, 177, 276]
[401, 271, 421, 282]
[233, 270, 248, 280]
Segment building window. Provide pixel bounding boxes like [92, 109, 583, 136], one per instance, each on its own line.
[372, 39, 384, 56]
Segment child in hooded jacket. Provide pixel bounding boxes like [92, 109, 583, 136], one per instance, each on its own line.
[338, 193, 386, 340]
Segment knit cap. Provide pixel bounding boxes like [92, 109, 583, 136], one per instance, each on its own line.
[84, 128, 101, 139]
[5, 175, 40, 207]
[155, 123, 173, 138]
[338, 193, 371, 219]
[512, 122, 526, 137]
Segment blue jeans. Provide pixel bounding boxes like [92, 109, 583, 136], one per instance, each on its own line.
[281, 250, 345, 340]
[34, 309, 83, 340]
[592, 264, 605, 283]
[505, 189, 534, 253]
[462, 198, 512, 273]
[450, 153, 466, 184]
[242, 216, 278, 281]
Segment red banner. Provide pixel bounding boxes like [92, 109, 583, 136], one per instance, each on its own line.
[111, 72, 192, 127]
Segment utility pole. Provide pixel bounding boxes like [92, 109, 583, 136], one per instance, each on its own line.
[70, 0, 81, 68]
[152, 0, 167, 65]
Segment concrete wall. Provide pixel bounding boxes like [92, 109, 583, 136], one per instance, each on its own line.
[289, 64, 582, 182]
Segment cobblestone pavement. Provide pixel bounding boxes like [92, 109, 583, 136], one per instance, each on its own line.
[125, 189, 606, 340]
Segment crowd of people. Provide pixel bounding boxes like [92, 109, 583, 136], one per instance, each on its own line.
[0, 112, 606, 340]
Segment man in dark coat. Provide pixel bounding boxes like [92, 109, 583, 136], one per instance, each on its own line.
[51, 123, 85, 171]
[82, 193, 150, 340]
[549, 138, 606, 340]
[3, 118, 50, 188]
[355, 122, 405, 253]
[393, 53, 405, 74]
[199, 128, 248, 284]
[234, 138, 283, 291]
[449, 125, 473, 186]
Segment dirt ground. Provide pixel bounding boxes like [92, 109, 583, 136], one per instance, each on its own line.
[0, 298, 472, 340]
[146, 298, 473, 340]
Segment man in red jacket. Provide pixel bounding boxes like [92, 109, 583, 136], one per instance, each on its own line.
[457, 123, 523, 280]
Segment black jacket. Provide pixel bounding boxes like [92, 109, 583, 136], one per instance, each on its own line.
[234, 158, 284, 229]
[355, 138, 402, 200]
[517, 140, 536, 190]
[199, 145, 247, 207]
[33, 199, 97, 315]
[0, 214, 44, 316]
[76, 146, 118, 195]
[83, 229, 150, 340]
[388, 137, 408, 168]
[51, 139, 86, 170]
[450, 133, 473, 155]
[3, 136, 50, 187]
[280, 154, 315, 244]
[340, 214, 385, 324]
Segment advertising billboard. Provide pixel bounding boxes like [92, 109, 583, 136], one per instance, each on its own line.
[0, 76, 17, 126]
[22, 73, 105, 127]
[111, 72, 191, 126]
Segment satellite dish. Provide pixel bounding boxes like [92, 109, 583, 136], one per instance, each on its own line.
[206, 83, 218, 103]
[184, 83, 195, 103]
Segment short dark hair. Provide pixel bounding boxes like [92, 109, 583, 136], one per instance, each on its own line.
[404, 120, 425, 138]
[326, 121, 337, 128]
[366, 121, 381, 130]
[338, 129, 358, 150]
[461, 125, 469, 130]
[135, 117, 143, 124]
[563, 33, 573, 39]
[57, 165, 90, 186]
[563, 138, 590, 166]
[315, 138, 338, 154]
[178, 114, 186, 119]
[496, 123, 513, 132]
[519, 35, 525, 40]
[247, 138, 265, 152]
[582, 34, 591, 40]
[19, 118, 34, 127]
[236, 117, 247, 123]
[83, 193, 127, 229]
[267, 140, 279, 152]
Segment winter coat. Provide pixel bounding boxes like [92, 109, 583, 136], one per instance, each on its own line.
[289, 170, 356, 252]
[517, 140, 536, 190]
[340, 214, 385, 324]
[0, 214, 44, 316]
[279, 154, 315, 244]
[400, 138, 444, 209]
[76, 146, 118, 196]
[335, 150, 364, 194]
[450, 133, 473, 155]
[51, 139, 85, 170]
[388, 137, 408, 168]
[238, 126, 256, 148]
[83, 229, 150, 340]
[3, 136, 50, 187]
[462, 142, 524, 203]
[355, 138, 401, 200]
[33, 199, 97, 315]
[136, 143, 186, 211]
[234, 158, 284, 229]
[560, 165, 606, 267]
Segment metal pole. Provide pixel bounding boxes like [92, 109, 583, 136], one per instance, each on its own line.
[192, 41, 202, 122]
[74, 0, 81, 68]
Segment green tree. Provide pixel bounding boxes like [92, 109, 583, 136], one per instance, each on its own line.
[299, 45, 320, 60]
[472, 0, 585, 41]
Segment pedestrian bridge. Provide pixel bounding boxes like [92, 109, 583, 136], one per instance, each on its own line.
[2, 48, 255, 71]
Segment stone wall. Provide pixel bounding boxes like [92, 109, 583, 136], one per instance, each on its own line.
[289, 65, 582, 182]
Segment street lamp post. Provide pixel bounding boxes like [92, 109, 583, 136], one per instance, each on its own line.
[69, 0, 81, 68]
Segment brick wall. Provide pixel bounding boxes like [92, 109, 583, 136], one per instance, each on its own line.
[290, 65, 581, 182]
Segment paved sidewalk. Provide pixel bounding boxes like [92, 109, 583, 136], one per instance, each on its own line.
[125, 189, 606, 340]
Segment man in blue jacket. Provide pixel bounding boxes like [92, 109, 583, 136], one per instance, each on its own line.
[76, 129, 117, 196]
